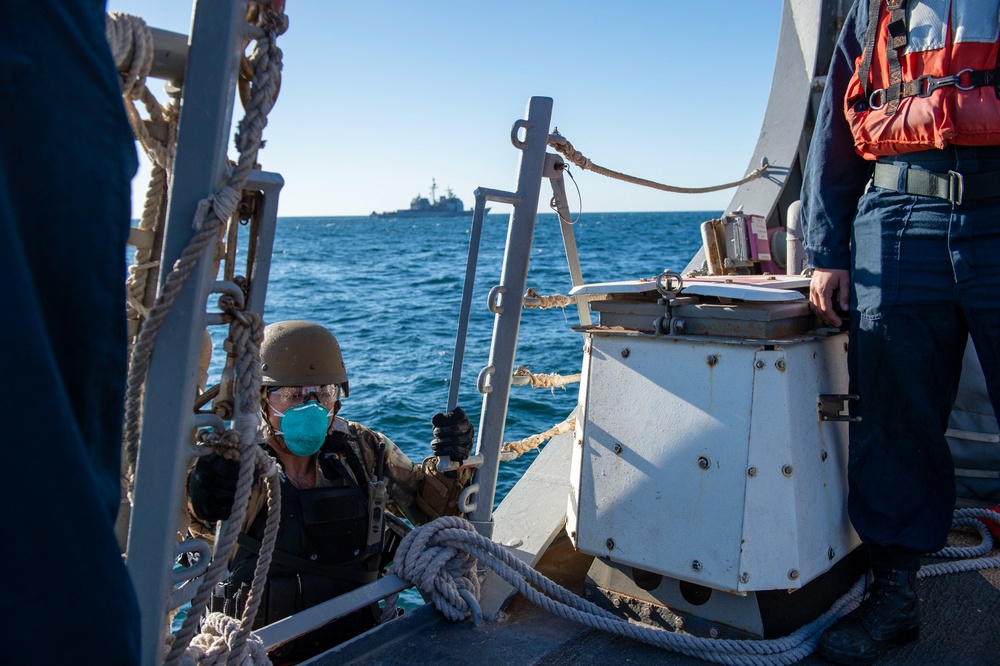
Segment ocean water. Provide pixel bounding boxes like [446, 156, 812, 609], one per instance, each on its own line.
[171, 210, 711, 621]
[223, 211, 711, 505]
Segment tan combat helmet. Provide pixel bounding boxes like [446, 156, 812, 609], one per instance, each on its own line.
[260, 320, 350, 396]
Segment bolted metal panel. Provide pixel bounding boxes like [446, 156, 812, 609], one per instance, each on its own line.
[571, 329, 857, 593]
[739, 338, 857, 591]
[574, 333, 755, 591]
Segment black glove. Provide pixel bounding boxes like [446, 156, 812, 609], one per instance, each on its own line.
[431, 407, 474, 463]
[187, 453, 240, 522]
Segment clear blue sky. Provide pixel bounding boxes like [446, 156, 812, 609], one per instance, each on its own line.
[106, 1, 783, 217]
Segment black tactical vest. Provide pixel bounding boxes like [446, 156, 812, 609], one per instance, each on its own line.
[211, 441, 383, 661]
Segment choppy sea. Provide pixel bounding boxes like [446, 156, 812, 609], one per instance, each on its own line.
[225, 211, 710, 505]
[186, 210, 711, 618]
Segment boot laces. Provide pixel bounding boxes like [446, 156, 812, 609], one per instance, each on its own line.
[855, 571, 900, 615]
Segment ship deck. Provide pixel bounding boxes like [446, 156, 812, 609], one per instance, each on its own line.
[307, 540, 1000, 665]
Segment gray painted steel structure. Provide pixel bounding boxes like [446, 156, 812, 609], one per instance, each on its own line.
[467, 97, 553, 536]
[124, 2, 261, 663]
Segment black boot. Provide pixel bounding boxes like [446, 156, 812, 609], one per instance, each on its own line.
[818, 568, 920, 665]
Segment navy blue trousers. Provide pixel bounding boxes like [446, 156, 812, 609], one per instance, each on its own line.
[0, 1, 140, 662]
[848, 147, 1000, 555]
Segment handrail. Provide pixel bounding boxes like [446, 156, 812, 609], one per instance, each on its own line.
[255, 575, 413, 651]
[465, 97, 554, 538]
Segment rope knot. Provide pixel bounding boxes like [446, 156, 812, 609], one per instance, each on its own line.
[183, 612, 268, 666]
[105, 12, 153, 99]
[390, 516, 483, 623]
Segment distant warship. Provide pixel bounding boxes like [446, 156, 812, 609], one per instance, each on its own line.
[372, 178, 482, 217]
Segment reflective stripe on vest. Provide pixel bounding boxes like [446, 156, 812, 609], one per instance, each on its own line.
[846, 0, 1000, 160]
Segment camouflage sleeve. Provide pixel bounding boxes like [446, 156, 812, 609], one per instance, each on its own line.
[347, 420, 471, 525]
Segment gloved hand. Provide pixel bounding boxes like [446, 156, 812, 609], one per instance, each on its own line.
[187, 453, 240, 522]
[431, 407, 474, 463]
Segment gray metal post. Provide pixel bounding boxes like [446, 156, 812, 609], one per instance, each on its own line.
[447, 187, 520, 413]
[547, 165, 592, 326]
[124, 2, 245, 663]
[244, 169, 285, 316]
[468, 97, 553, 535]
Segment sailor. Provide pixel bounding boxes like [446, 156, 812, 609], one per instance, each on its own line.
[1, 1, 141, 663]
[802, 1, 1000, 664]
[186, 320, 474, 662]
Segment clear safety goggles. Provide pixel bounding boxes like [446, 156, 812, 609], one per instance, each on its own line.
[266, 384, 340, 409]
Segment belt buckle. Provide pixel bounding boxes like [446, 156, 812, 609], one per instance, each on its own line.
[948, 170, 964, 205]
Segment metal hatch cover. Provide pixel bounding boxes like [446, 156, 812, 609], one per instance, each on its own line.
[570, 275, 809, 302]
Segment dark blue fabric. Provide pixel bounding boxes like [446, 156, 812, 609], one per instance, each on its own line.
[802, 2, 1000, 555]
[0, 0, 139, 662]
[848, 152, 1000, 552]
[801, 0, 871, 270]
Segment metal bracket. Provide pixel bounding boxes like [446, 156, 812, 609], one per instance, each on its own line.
[458, 483, 480, 514]
[818, 394, 861, 422]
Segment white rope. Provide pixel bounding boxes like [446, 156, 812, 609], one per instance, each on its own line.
[121, 6, 282, 500]
[501, 416, 577, 462]
[511, 366, 581, 390]
[523, 288, 575, 310]
[391, 509, 1000, 665]
[107, 13, 180, 357]
[167, 307, 281, 666]
[547, 130, 769, 195]
[181, 613, 269, 666]
[106, 12, 154, 99]
[385, 516, 482, 624]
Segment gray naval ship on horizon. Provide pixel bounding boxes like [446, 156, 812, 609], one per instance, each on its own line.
[372, 178, 486, 218]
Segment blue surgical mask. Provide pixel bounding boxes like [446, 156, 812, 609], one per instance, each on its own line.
[274, 402, 331, 456]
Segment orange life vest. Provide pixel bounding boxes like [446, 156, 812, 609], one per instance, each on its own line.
[845, 0, 1000, 160]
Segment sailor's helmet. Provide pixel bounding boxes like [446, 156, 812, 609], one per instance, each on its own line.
[260, 320, 349, 397]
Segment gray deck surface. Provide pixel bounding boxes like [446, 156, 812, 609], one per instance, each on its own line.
[307, 545, 1000, 666]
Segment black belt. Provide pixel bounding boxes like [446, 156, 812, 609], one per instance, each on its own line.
[872, 163, 1000, 205]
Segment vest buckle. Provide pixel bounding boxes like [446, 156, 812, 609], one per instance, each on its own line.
[948, 170, 964, 206]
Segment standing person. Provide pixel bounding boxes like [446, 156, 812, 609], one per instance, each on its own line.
[802, 1, 1000, 664]
[0, 0, 141, 663]
[187, 320, 473, 663]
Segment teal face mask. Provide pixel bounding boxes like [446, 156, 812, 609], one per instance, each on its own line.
[274, 402, 331, 456]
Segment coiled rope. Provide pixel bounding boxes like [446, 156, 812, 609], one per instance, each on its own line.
[183, 613, 269, 666]
[547, 130, 769, 195]
[107, 13, 179, 353]
[387, 516, 483, 625]
[389, 509, 1000, 665]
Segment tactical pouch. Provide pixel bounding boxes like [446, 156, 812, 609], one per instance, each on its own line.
[415, 462, 466, 520]
[380, 513, 412, 571]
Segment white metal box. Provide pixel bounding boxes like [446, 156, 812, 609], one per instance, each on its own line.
[568, 331, 859, 593]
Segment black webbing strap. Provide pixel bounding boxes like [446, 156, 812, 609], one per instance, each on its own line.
[872, 162, 1000, 204]
[884, 0, 908, 114]
[894, 67, 1000, 101]
[858, 0, 885, 99]
[852, 2, 1000, 112]
[995, 37, 1000, 99]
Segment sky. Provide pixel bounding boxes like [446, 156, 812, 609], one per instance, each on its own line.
[106, 1, 784, 217]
